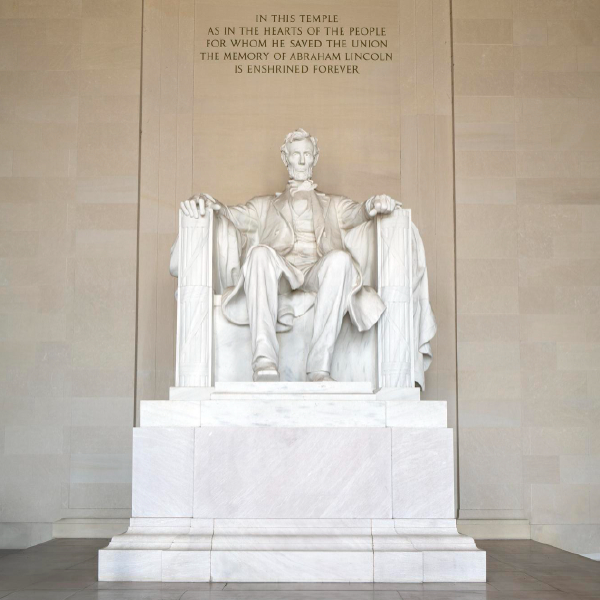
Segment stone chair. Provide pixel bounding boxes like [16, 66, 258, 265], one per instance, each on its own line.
[175, 207, 422, 389]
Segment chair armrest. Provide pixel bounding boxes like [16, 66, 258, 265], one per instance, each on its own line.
[376, 208, 415, 389]
[175, 210, 214, 387]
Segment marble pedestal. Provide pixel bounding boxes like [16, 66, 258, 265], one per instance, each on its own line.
[99, 384, 485, 582]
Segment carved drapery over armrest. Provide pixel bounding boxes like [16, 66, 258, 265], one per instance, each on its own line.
[176, 211, 213, 387]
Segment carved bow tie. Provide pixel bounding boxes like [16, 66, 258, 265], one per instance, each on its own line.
[289, 179, 317, 196]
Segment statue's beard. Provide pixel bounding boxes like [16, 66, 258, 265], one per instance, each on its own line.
[287, 165, 313, 181]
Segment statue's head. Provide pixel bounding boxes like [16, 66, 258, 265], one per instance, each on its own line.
[280, 128, 319, 181]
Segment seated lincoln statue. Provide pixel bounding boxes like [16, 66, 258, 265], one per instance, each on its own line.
[172, 128, 436, 385]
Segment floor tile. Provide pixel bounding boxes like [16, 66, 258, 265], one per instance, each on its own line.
[488, 581, 558, 591]
[69, 592, 187, 600]
[86, 582, 224, 590]
[223, 583, 377, 591]
[26, 570, 98, 587]
[0, 577, 50, 590]
[487, 571, 556, 591]
[2, 592, 79, 600]
[539, 578, 600, 594]
[180, 594, 401, 600]
[397, 593, 487, 600]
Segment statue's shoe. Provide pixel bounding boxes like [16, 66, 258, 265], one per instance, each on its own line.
[307, 371, 336, 382]
[253, 368, 280, 382]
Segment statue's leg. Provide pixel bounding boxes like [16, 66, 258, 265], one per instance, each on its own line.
[243, 246, 282, 378]
[304, 250, 357, 376]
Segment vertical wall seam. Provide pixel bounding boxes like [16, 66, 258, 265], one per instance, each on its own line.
[133, 0, 146, 427]
[152, 0, 164, 401]
[447, 0, 460, 516]
[512, 0, 526, 525]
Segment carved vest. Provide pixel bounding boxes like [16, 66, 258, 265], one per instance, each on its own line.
[286, 195, 319, 273]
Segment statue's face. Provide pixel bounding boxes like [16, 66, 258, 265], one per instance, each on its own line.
[285, 138, 316, 181]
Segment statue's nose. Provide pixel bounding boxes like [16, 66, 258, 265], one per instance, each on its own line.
[299, 155, 305, 165]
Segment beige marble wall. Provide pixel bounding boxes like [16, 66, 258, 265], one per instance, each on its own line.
[0, 0, 457, 547]
[136, 0, 195, 407]
[0, 0, 142, 547]
[453, 0, 600, 555]
[136, 0, 456, 418]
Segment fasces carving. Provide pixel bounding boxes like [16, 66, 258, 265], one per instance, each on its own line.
[176, 210, 213, 387]
[377, 209, 413, 388]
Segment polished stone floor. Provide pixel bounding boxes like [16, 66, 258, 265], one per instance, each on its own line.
[0, 539, 598, 599]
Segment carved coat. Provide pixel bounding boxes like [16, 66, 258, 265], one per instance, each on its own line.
[216, 186, 386, 334]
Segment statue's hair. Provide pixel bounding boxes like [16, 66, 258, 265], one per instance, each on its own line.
[280, 128, 320, 167]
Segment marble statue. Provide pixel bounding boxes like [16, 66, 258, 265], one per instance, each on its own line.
[178, 129, 398, 382]
[171, 128, 437, 387]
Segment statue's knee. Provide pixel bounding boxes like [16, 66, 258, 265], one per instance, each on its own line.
[326, 250, 353, 271]
[247, 246, 272, 266]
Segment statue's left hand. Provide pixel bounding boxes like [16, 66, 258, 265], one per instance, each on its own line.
[366, 194, 401, 217]
[181, 193, 223, 219]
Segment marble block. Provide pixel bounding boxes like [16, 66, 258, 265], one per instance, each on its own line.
[201, 400, 385, 427]
[170, 386, 213, 401]
[169, 383, 422, 402]
[211, 550, 374, 583]
[387, 401, 447, 427]
[98, 549, 211, 582]
[193, 427, 392, 518]
[210, 526, 373, 551]
[392, 428, 455, 518]
[209, 381, 377, 402]
[98, 518, 486, 582]
[214, 381, 374, 394]
[132, 428, 195, 518]
[140, 399, 447, 428]
[99, 549, 161, 581]
[213, 518, 372, 529]
[209, 392, 377, 401]
[140, 400, 201, 427]
[423, 550, 486, 582]
[161, 551, 211, 582]
[374, 552, 424, 582]
[376, 387, 421, 401]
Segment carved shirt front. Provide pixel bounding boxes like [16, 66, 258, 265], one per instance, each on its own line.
[287, 194, 319, 273]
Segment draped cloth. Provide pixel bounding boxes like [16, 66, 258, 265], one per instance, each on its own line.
[410, 224, 437, 388]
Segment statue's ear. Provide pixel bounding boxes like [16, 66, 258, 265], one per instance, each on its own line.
[313, 152, 319, 167]
[280, 148, 289, 167]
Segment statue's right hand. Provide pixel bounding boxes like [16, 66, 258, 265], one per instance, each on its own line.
[181, 194, 222, 219]
[181, 196, 200, 218]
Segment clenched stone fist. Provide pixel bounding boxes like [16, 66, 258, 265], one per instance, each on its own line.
[365, 194, 400, 218]
[180, 193, 224, 218]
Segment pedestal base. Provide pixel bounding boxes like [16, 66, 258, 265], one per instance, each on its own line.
[99, 519, 485, 582]
[100, 384, 486, 582]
